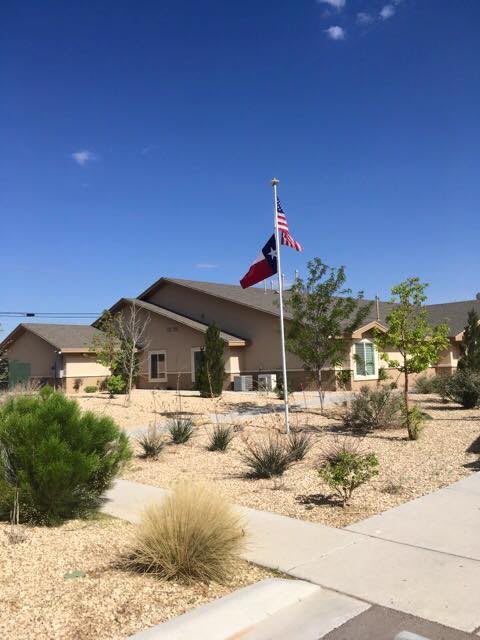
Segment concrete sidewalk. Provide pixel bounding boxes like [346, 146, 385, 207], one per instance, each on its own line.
[102, 473, 480, 633]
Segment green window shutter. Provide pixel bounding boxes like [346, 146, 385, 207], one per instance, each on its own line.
[364, 343, 376, 375]
[355, 343, 366, 376]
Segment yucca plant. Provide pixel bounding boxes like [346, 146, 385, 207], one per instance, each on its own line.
[138, 425, 165, 459]
[242, 434, 292, 478]
[287, 429, 312, 461]
[168, 416, 194, 444]
[128, 481, 245, 582]
[208, 424, 234, 452]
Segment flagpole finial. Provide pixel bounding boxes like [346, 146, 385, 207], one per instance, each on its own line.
[271, 177, 279, 187]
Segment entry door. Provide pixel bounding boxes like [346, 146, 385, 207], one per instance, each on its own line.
[191, 348, 204, 383]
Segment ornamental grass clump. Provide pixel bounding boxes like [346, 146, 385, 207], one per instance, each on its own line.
[242, 434, 293, 478]
[208, 424, 234, 452]
[342, 386, 404, 433]
[168, 416, 194, 444]
[0, 386, 131, 524]
[128, 481, 245, 582]
[138, 425, 165, 459]
[318, 439, 379, 507]
[287, 429, 312, 461]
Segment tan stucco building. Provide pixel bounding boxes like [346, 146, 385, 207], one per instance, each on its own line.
[0, 324, 110, 393]
[1, 277, 478, 392]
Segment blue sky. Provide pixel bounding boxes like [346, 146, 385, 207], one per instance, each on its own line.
[1, 0, 479, 336]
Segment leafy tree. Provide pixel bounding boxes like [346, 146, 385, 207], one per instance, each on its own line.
[374, 277, 449, 439]
[196, 324, 226, 397]
[285, 258, 372, 414]
[458, 309, 480, 372]
[91, 310, 120, 373]
[91, 304, 150, 400]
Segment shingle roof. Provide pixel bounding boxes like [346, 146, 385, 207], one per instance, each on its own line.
[140, 277, 480, 337]
[115, 298, 247, 346]
[0, 323, 104, 352]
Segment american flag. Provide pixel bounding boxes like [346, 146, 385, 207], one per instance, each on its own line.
[276, 197, 303, 252]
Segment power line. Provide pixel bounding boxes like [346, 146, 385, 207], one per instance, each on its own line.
[0, 312, 100, 319]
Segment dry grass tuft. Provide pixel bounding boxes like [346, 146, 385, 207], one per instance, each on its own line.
[128, 482, 246, 583]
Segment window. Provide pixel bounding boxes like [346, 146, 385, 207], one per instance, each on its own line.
[354, 341, 376, 378]
[191, 347, 203, 383]
[149, 351, 167, 381]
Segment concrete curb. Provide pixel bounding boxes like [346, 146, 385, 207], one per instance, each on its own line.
[128, 578, 321, 639]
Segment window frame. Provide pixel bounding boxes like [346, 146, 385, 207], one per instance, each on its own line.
[148, 350, 167, 382]
[352, 339, 378, 381]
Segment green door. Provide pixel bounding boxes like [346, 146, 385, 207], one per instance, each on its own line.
[8, 360, 31, 388]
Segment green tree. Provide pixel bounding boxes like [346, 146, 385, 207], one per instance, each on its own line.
[458, 309, 480, 372]
[285, 258, 372, 414]
[196, 324, 226, 397]
[374, 277, 449, 439]
[91, 310, 120, 373]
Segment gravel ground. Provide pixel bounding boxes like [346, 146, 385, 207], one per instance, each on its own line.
[0, 516, 272, 640]
[119, 394, 480, 528]
[73, 389, 328, 431]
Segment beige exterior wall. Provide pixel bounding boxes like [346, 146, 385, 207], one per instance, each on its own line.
[145, 282, 304, 373]
[4, 330, 58, 379]
[62, 354, 110, 393]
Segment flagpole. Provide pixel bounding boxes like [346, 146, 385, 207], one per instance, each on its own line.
[271, 177, 290, 435]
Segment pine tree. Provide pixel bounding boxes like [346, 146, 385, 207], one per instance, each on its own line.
[458, 309, 480, 372]
[196, 324, 226, 397]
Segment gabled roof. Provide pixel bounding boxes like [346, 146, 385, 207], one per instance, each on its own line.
[108, 298, 247, 347]
[0, 323, 104, 354]
[137, 277, 480, 338]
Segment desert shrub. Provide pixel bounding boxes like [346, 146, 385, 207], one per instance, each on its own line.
[138, 425, 165, 459]
[343, 386, 404, 432]
[405, 405, 427, 440]
[84, 385, 98, 394]
[413, 375, 445, 394]
[128, 481, 244, 582]
[0, 387, 131, 524]
[318, 439, 379, 506]
[242, 434, 293, 478]
[168, 416, 194, 444]
[105, 375, 126, 398]
[287, 429, 312, 461]
[208, 424, 233, 452]
[442, 370, 480, 409]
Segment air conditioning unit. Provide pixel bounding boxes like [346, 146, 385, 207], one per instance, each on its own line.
[234, 375, 253, 392]
[257, 373, 277, 392]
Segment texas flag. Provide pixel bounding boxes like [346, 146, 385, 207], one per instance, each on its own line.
[240, 234, 277, 289]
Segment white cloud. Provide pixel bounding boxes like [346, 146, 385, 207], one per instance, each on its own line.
[380, 4, 395, 19]
[324, 25, 345, 40]
[317, 0, 346, 9]
[357, 12, 374, 25]
[195, 263, 218, 269]
[71, 150, 97, 166]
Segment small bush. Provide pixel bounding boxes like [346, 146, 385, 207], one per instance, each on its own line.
[318, 439, 379, 506]
[168, 417, 194, 444]
[443, 370, 480, 409]
[84, 386, 98, 394]
[208, 424, 233, 452]
[0, 387, 131, 524]
[138, 425, 165, 459]
[105, 375, 126, 398]
[413, 375, 445, 395]
[343, 386, 404, 432]
[336, 370, 352, 390]
[287, 429, 312, 461]
[405, 406, 426, 440]
[242, 434, 292, 478]
[128, 481, 245, 582]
